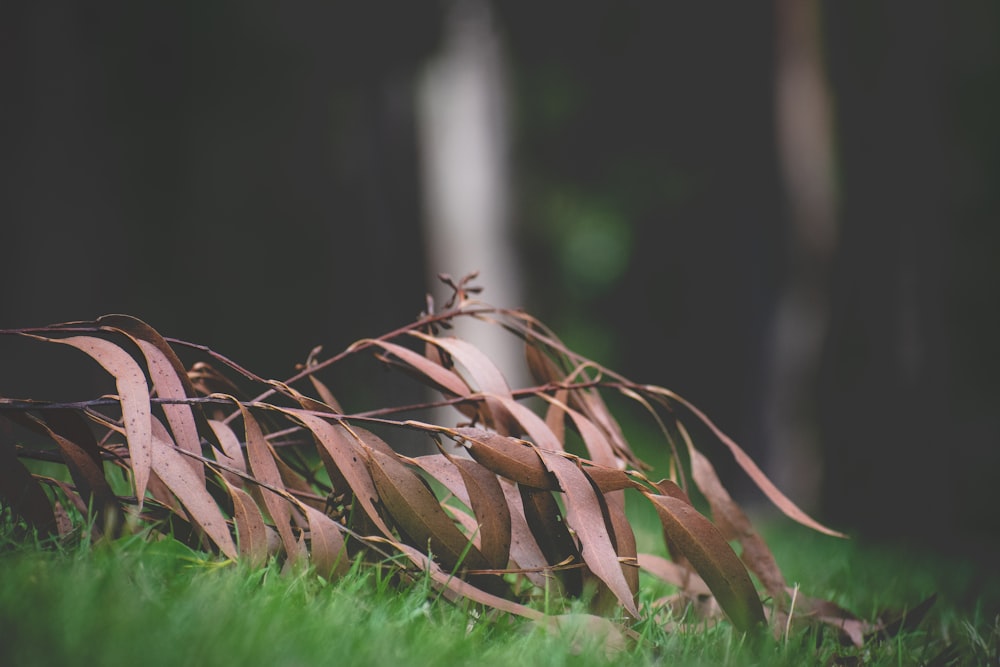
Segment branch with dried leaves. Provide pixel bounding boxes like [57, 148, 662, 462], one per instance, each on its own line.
[1, 275, 882, 648]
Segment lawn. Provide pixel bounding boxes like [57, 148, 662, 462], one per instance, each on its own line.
[2, 516, 996, 667]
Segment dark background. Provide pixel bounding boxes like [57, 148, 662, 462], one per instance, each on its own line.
[2, 1, 998, 558]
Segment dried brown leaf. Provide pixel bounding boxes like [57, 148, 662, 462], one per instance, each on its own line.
[151, 415, 200, 477]
[205, 419, 245, 488]
[491, 394, 563, 452]
[540, 394, 617, 467]
[32, 335, 153, 508]
[282, 410, 393, 538]
[605, 494, 639, 598]
[412, 332, 517, 433]
[683, 429, 788, 606]
[650, 478, 691, 503]
[207, 419, 246, 473]
[646, 492, 766, 631]
[524, 337, 566, 386]
[225, 480, 269, 567]
[410, 454, 470, 506]
[647, 386, 845, 537]
[458, 426, 556, 490]
[519, 485, 582, 595]
[99, 315, 205, 486]
[582, 465, 636, 493]
[367, 448, 489, 572]
[451, 457, 512, 570]
[150, 428, 237, 558]
[646, 478, 695, 568]
[413, 334, 510, 395]
[405, 455, 482, 550]
[454, 424, 632, 492]
[368, 339, 472, 398]
[146, 470, 184, 515]
[239, 404, 298, 562]
[498, 479, 550, 587]
[543, 388, 569, 445]
[573, 386, 643, 469]
[538, 450, 638, 618]
[442, 498, 481, 540]
[344, 425, 396, 456]
[308, 375, 343, 414]
[408, 454, 492, 551]
[301, 503, 349, 579]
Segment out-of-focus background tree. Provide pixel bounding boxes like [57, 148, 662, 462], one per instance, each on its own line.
[2, 1, 997, 559]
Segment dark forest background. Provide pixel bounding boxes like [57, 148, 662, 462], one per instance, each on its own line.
[2, 1, 998, 559]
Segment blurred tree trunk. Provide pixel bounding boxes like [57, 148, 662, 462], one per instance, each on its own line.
[764, 0, 838, 511]
[417, 0, 528, 400]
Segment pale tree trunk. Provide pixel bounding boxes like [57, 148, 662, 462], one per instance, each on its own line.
[417, 0, 529, 412]
[764, 0, 838, 510]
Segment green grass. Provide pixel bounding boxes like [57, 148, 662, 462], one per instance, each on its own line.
[1, 517, 997, 667]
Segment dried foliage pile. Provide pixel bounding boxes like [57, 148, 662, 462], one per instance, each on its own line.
[2, 275, 893, 646]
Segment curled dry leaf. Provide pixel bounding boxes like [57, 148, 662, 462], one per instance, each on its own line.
[456, 426, 633, 494]
[646, 493, 765, 631]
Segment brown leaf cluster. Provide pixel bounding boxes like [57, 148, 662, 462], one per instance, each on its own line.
[1, 276, 876, 647]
